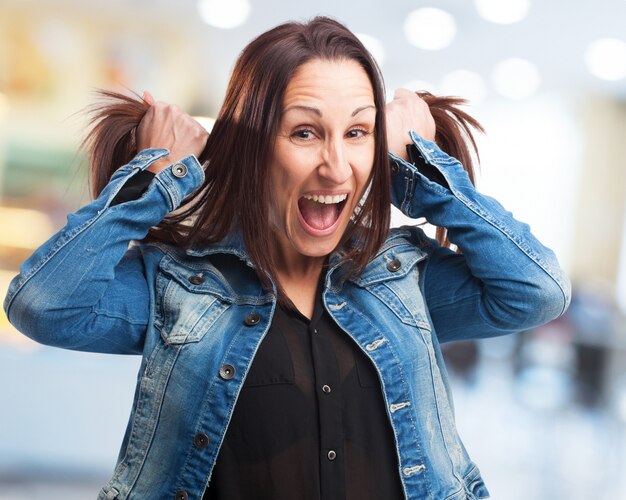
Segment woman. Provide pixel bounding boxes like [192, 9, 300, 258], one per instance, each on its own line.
[3, 16, 570, 500]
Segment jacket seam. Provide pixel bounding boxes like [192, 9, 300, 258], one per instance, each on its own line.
[417, 176, 569, 317]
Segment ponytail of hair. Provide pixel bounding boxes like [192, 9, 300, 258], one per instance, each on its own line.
[82, 90, 151, 199]
[417, 91, 484, 248]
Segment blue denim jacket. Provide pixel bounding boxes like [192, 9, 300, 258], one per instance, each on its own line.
[4, 133, 570, 500]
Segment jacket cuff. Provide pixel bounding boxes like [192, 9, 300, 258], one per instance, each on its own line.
[106, 149, 205, 212]
[153, 155, 205, 211]
[388, 131, 475, 219]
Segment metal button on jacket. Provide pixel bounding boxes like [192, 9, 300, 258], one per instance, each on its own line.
[172, 163, 188, 178]
[386, 258, 401, 272]
[188, 274, 204, 285]
[219, 364, 236, 380]
[322, 384, 332, 394]
[327, 450, 337, 461]
[174, 490, 188, 500]
[193, 432, 209, 449]
[244, 312, 261, 326]
[391, 162, 400, 175]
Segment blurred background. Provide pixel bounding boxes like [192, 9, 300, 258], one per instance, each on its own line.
[1, 0, 625, 498]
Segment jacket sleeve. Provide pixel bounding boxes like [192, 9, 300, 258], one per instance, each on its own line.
[110, 169, 155, 206]
[389, 132, 571, 343]
[3, 149, 204, 354]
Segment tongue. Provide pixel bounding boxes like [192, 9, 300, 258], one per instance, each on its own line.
[298, 198, 339, 230]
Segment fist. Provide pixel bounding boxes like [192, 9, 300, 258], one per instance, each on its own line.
[137, 91, 209, 173]
[385, 89, 436, 161]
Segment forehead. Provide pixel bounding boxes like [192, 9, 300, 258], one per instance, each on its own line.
[282, 58, 375, 110]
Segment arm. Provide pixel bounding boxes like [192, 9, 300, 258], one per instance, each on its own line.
[3, 94, 208, 353]
[3, 151, 204, 353]
[389, 132, 571, 342]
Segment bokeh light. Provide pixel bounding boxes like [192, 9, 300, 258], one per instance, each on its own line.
[585, 38, 626, 81]
[404, 8, 456, 50]
[197, 0, 251, 29]
[492, 57, 541, 99]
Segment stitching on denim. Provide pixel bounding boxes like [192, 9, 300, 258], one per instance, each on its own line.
[325, 301, 431, 497]
[403, 464, 426, 476]
[365, 337, 388, 351]
[421, 175, 569, 316]
[329, 301, 347, 311]
[389, 401, 411, 413]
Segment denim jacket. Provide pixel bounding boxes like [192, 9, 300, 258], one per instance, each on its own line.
[4, 133, 571, 500]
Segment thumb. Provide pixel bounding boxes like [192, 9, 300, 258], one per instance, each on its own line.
[142, 90, 155, 106]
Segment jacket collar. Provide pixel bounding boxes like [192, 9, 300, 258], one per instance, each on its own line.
[183, 227, 427, 289]
[185, 230, 252, 264]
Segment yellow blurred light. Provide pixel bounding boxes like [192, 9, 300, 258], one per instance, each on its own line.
[0, 206, 55, 250]
[0, 92, 8, 122]
[0, 269, 40, 351]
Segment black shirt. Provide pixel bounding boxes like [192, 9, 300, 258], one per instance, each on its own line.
[113, 172, 404, 500]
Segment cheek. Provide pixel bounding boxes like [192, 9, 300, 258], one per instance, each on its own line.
[356, 155, 375, 185]
[269, 163, 300, 225]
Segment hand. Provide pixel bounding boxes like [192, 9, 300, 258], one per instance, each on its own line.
[385, 89, 436, 161]
[137, 91, 209, 173]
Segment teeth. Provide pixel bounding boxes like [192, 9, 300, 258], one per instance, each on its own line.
[303, 193, 348, 204]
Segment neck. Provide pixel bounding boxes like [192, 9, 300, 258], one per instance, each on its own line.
[272, 234, 326, 283]
[271, 231, 327, 319]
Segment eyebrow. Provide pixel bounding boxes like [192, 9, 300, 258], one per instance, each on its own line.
[282, 104, 376, 117]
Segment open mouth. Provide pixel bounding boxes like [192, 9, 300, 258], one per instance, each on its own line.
[297, 193, 349, 235]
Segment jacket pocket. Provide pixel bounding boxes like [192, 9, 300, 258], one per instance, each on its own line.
[155, 257, 231, 344]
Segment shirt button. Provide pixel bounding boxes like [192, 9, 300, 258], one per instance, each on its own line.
[244, 312, 261, 326]
[219, 364, 236, 380]
[327, 450, 337, 461]
[174, 490, 188, 500]
[391, 162, 399, 175]
[172, 163, 188, 178]
[322, 384, 331, 394]
[188, 274, 205, 285]
[386, 258, 401, 272]
[193, 432, 209, 449]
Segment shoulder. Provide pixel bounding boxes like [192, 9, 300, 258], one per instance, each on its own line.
[384, 226, 440, 256]
[349, 227, 436, 288]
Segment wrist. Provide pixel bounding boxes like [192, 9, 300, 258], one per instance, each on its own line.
[146, 156, 172, 173]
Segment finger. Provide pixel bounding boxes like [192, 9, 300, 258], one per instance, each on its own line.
[142, 91, 155, 106]
[393, 88, 416, 100]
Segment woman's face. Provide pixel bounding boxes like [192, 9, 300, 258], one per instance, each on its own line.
[269, 58, 376, 262]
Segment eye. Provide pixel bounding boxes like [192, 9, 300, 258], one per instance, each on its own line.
[290, 128, 316, 141]
[346, 127, 372, 140]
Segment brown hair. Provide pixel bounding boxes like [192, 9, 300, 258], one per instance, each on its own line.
[83, 16, 482, 294]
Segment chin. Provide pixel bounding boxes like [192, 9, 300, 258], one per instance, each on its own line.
[294, 240, 337, 258]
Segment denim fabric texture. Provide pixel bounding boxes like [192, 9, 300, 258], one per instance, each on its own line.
[4, 133, 571, 500]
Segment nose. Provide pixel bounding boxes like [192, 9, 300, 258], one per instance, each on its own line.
[318, 136, 351, 185]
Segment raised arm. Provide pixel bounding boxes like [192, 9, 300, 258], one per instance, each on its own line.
[386, 91, 571, 342]
[3, 94, 208, 353]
